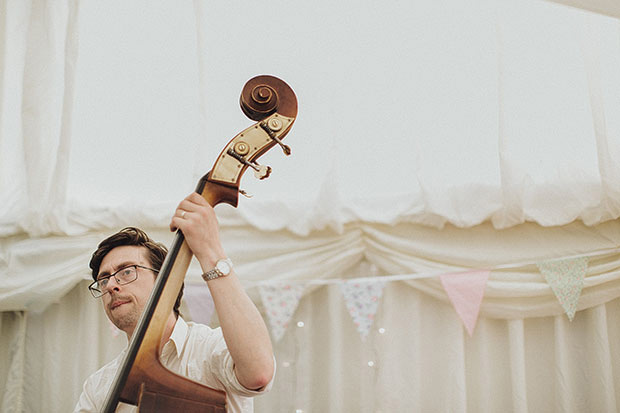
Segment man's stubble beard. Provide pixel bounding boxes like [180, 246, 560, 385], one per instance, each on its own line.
[108, 297, 142, 333]
[111, 307, 140, 332]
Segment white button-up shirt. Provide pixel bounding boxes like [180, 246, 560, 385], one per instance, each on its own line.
[74, 318, 274, 412]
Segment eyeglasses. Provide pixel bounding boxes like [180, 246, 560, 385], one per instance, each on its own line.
[88, 265, 158, 298]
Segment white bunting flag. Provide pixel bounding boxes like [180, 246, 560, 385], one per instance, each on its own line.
[537, 257, 588, 321]
[340, 280, 386, 340]
[258, 283, 305, 342]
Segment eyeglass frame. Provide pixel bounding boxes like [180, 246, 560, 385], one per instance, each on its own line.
[88, 264, 159, 298]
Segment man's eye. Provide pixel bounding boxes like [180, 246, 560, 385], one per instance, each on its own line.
[120, 268, 133, 277]
[99, 278, 109, 288]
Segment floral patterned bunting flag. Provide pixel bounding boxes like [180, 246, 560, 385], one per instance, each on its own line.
[258, 283, 305, 342]
[439, 270, 490, 336]
[339, 280, 386, 340]
[537, 257, 588, 321]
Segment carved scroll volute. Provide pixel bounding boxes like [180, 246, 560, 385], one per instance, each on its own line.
[240, 75, 298, 120]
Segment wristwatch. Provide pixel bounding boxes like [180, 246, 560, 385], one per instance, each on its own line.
[202, 258, 233, 281]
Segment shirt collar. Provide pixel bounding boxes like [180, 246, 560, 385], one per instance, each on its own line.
[167, 316, 189, 358]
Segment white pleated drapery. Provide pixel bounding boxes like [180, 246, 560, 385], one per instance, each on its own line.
[0, 0, 79, 237]
[3, 279, 620, 412]
[1, 0, 620, 412]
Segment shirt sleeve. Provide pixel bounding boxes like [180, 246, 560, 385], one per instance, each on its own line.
[212, 346, 276, 397]
[190, 324, 276, 397]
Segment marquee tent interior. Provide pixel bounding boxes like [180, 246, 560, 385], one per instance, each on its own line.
[2, 0, 620, 411]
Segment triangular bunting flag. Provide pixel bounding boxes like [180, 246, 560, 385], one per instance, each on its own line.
[536, 256, 588, 321]
[339, 280, 386, 340]
[439, 270, 490, 336]
[258, 283, 305, 342]
[184, 283, 216, 325]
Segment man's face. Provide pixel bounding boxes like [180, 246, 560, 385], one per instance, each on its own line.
[98, 245, 157, 336]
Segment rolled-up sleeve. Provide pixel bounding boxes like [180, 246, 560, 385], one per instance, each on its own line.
[185, 323, 275, 397]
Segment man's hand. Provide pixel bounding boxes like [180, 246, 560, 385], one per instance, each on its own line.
[170, 192, 226, 268]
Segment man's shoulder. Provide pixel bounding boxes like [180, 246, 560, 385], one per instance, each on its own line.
[176, 320, 228, 358]
[184, 321, 224, 343]
[185, 320, 221, 337]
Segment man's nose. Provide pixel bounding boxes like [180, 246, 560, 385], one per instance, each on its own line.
[104, 276, 122, 293]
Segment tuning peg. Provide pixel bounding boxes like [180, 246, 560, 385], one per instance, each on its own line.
[242, 156, 271, 180]
[226, 148, 272, 180]
[260, 120, 291, 156]
[273, 136, 292, 156]
[242, 157, 272, 180]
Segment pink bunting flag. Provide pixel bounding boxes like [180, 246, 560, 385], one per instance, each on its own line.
[258, 283, 305, 342]
[339, 280, 386, 340]
[439, 270, 490, 336]
[536, 256, 588, 321]
[184, 283, 216, 325]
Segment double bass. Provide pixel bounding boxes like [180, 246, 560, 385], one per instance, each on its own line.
[101, 75, 298, 412]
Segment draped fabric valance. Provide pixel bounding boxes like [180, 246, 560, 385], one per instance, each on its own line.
[3, 215, 620, 317]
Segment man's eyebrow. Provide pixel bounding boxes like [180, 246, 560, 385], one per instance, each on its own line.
[97, 262, 138, 279]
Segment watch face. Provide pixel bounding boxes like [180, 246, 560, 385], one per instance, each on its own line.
[216, 259, 231, 275]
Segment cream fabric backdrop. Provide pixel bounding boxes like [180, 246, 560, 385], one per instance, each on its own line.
[2, 0, 620, 412]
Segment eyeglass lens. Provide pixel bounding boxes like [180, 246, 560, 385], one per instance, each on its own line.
[91, 266, 138, 297]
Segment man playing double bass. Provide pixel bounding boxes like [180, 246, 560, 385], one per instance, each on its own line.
[74, 192, 275, 412]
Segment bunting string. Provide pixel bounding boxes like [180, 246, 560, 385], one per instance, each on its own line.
[244, 246, 619, 287]
[241, 246, 617, 340]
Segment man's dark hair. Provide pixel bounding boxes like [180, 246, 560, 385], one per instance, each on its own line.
[89, 227, 183, 318]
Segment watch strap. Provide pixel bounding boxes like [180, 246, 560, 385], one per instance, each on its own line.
[201, 258, 232, 281]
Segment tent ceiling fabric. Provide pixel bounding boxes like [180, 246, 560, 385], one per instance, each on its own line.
[1, 0, 620, 238]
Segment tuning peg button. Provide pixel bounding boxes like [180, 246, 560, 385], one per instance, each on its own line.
[254, 164, 272, 180]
